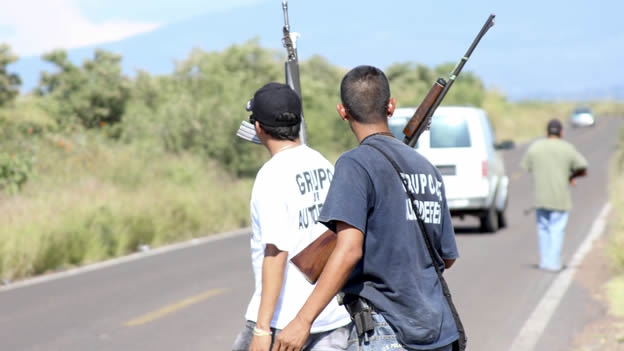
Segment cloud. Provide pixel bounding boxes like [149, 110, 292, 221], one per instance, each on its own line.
[78, 0, 266, 24]
[0, 0, 161, 57]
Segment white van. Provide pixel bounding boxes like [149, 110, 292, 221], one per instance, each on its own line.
[389, 106, 514, 232]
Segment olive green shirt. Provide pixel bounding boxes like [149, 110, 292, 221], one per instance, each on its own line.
[521, 138, 588, 211]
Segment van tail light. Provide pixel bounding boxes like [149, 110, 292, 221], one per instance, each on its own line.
[481, 160, 488, 178]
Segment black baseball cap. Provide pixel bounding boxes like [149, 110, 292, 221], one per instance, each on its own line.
[246, 83, 302, 127]
[547, 118, 563, 135]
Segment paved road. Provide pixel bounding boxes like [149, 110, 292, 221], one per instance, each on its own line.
[0, 117, 621, 351]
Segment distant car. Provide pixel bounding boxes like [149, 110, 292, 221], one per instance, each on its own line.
[389, 106, 515, 233]
[569, 107, 595, 127]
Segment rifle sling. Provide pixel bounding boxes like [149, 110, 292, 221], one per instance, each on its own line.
[364, 143, 467, 351]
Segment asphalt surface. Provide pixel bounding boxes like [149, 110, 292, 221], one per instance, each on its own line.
[0, 116, 621, 351]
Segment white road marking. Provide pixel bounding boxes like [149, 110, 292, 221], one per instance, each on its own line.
[508, 202, 612, 351]
[0, 227, 250, 293]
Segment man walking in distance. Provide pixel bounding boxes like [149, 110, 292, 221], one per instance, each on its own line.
[231, 82, 351, 351]
[521, 118, 588, 272]
[273, 65, 460, 351]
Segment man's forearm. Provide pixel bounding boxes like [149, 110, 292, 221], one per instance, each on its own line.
[296, 224, 363, 325]
[444, 258, 456, 269]
[256, 245, 288, 329]
[570, 168, 587, 180]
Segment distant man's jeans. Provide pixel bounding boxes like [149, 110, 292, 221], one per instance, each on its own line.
[231, 320, 349, 351]
[346, 312, 453, 351]
[535, 209, 569, 271]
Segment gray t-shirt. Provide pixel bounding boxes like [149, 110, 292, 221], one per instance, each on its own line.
[318, 135, 460, 350]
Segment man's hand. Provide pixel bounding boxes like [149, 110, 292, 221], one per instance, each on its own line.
[569, 168, 587, 186]
[273, 315, 311, 351]
[249, 334, 272, 351]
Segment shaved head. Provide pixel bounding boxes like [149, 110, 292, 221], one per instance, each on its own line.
[340, 65, 391, 124]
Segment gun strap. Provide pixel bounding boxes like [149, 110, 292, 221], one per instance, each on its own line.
[364, 142, 467, 351]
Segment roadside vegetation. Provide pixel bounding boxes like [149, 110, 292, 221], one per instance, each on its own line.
[1, 40, 623, 282]
[605, 128, 624, 316]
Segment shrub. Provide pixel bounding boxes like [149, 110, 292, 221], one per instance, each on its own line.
[0, 152, 35, 194]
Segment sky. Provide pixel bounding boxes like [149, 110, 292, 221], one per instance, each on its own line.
[1, 0, 623, 100]
[0, 0, 259, 55]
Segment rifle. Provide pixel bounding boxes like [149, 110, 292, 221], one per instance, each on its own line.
[290, 14, 496, 284]
[235, 0, 307, 145]
[403, 14, 495, 147]
[281, 0, 307, 145]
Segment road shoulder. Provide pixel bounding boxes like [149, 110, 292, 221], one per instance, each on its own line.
[570, 233, 624, 350]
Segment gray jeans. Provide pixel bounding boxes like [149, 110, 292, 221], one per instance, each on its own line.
[232, 320, 350, 351]
[346, 312, 454, 351]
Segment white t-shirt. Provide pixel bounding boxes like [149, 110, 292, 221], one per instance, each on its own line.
[244, 144, 351, 333]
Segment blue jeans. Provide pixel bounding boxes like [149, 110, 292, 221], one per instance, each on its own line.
[535, 209, 569, 271]
[346, 312, 453, 351]
[231, 320, 350, 351]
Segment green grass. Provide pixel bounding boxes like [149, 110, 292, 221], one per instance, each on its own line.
[608, 128, 624, 269]
[0, 134, 253, 280]
[604, 128, 624, 314]
[606, 276, 624, 317]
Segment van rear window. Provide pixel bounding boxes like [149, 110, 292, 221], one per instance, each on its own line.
[389, 118, 408, 140]
[429, 114, 471, 148]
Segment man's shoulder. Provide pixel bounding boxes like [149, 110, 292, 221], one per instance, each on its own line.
[528, 138, 547, 149]
[300, 144, 322, 155]
[279, 145, 334, 168]
[560, 138, 579, 150]
[392, 142, 440, 174]
[336, 142, 405, 163]
[335, 147, 364, 164]
[549, 138, 582, 155]
[253, 161, 279, 189]
[528, 138, 566, 153]
[302, 145, 333, 165]
[347, 140, 441, 179]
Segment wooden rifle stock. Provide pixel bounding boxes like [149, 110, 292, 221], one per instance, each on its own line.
[290, 230, 336, 284]
[402, 78, 446, 147]
[290, 14, 496, 285]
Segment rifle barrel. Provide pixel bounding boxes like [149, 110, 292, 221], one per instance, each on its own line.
[449, 14, 495, 81]
[427, 14, 495, 122]
[282, 1, 290, 31]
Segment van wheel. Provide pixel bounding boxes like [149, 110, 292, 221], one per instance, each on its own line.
[497, 210, 507, 229]
[480, 205, 499, 233]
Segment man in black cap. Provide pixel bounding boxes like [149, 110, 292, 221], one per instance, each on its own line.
[231, 82, 350, 351]
[521, 118, 588, 272]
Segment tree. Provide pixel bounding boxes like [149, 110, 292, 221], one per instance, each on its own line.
[37, 49, 130, 131]
[153, 39, 284, 176]
[387, 62, 433, 107]
[385, 62, 486, 108]
[433, 63, 486, 106]
[299, 55, 352, 151]
[0, 44, 22, 107]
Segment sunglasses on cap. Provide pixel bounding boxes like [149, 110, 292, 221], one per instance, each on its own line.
[246, 99, 256, 124]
